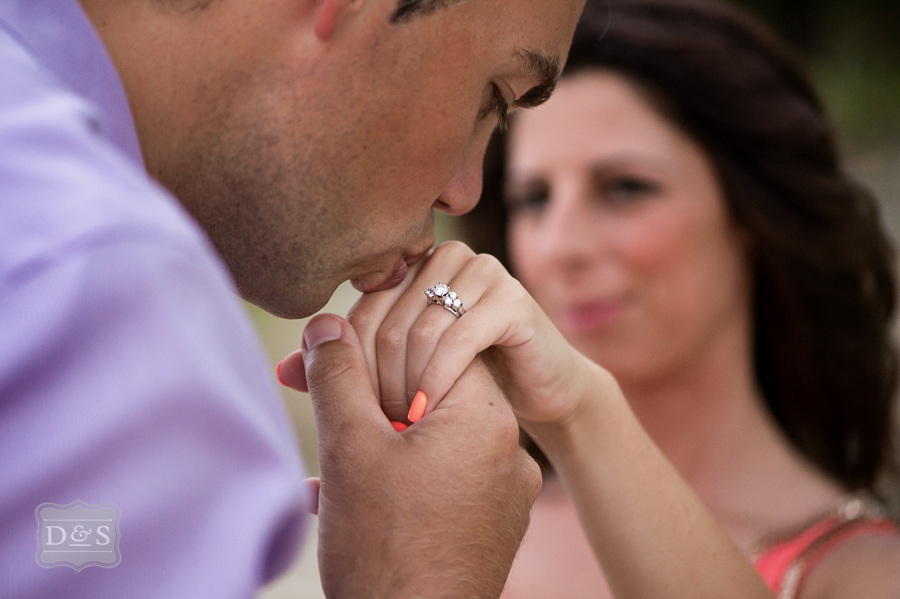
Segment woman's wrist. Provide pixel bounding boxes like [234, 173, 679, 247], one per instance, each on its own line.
[521, 358, 627, 468]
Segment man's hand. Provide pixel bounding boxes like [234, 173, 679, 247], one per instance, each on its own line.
[278, 314, 541, 599]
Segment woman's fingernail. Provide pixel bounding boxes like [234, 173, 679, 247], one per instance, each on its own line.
[408, 390, 428, 423]
[390, 421, 408, 432]
[276, 361, 285, 385]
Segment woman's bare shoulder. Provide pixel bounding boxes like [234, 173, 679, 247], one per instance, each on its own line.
[801, 531, 900, 599]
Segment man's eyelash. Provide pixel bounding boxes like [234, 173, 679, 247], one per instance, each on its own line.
[479, 84, 510, 131]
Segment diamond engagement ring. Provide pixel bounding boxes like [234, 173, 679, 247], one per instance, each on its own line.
[425, 283, 466, 318]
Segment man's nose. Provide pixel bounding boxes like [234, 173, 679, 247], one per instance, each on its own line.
[432, 144, 485, 216]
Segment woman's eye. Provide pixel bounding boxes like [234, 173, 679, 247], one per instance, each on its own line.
[602, 176, 659, 204]
[505, 186, 549, 214]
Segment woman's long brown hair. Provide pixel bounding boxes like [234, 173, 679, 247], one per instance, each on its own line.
[464, 0, 898, 491]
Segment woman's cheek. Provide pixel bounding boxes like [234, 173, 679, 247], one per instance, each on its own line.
[612, 201, 697, 276]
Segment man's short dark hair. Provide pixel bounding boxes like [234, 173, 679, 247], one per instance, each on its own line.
[392, 0, 462, 23]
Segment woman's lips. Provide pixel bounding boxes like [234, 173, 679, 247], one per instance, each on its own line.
[352, 260, 409, 294]
[561, 300, 625, 331]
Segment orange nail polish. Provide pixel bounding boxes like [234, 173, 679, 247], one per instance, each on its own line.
[390, 421, 408, 432]
[408, 390, 428, 423]
[276, 360, 285, 385]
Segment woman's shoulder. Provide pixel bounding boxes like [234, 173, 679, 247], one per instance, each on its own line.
[800, 527, 900, 599]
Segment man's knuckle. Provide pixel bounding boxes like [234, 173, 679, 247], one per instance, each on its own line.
[495, 417, 521, 449]
[519, 453, 543, 502]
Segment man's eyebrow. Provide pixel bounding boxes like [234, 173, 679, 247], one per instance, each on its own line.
[512, 48, 561, 109]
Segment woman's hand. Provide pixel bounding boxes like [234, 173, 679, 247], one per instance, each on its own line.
[348, 240, 605, 427]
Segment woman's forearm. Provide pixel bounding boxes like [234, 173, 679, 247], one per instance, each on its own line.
[523, 364, 775, 599]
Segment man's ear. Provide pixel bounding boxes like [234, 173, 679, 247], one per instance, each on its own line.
[314, 0, 359, 41]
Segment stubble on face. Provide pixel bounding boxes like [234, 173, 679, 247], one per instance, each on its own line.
[154, 51, 436, 319]
[151, 11, 453, 319]
[152, 60, 358, 318]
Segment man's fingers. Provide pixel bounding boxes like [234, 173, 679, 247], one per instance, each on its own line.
[302, 314, 391, 439]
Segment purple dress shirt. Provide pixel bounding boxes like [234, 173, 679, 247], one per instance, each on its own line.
[0, 1, 309, 596]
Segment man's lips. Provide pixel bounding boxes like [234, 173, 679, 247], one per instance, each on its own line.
[351, 250, 430, 294]
[352, 260, 409, 294]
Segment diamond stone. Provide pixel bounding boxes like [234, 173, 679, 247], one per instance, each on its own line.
[443, 296, 453, 307]
[448, 291, 458, 300]
[434, 284, 448, 297]
[452, 299, 462, 309]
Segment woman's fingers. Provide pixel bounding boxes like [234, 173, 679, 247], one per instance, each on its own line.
[350, 243, 472, 421]
[373, 243, 475, 419]
[349, 241, 532, 424]
[416, 306, 503, 415]
[404, 303, 462, 411]
[347, 258, 424, 404]
[374, 281, 437, 420]
[415, 262, 533, 415]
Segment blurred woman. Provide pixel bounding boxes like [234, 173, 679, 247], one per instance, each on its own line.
[460, 0, 900, 596]
[347, 0, 900, 597]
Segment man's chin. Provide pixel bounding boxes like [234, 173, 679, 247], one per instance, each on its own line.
[239, 279, 338, 321]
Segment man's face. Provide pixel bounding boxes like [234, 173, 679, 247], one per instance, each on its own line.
[147, 0, 584, 318]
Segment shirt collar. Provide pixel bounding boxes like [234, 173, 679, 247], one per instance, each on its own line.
[0, 0, 145, 167]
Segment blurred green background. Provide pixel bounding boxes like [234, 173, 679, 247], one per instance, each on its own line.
[737, 0, 900, 146]
[734, 0, 900, 244]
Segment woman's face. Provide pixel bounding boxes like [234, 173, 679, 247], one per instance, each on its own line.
[507, 71, 752, 387]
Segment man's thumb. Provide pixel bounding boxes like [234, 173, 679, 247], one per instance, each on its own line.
[297, 313, 388, 436]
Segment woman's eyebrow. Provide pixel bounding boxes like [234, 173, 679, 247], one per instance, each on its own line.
[512, 48, 561, 109]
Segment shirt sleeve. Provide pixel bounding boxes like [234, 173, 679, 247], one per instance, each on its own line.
[0, 234, 309, 599]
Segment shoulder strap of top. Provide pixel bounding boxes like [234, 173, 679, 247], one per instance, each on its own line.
[754, 495, 898, 599]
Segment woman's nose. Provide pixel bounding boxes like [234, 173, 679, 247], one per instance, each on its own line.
[540, 184, 601, 269]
